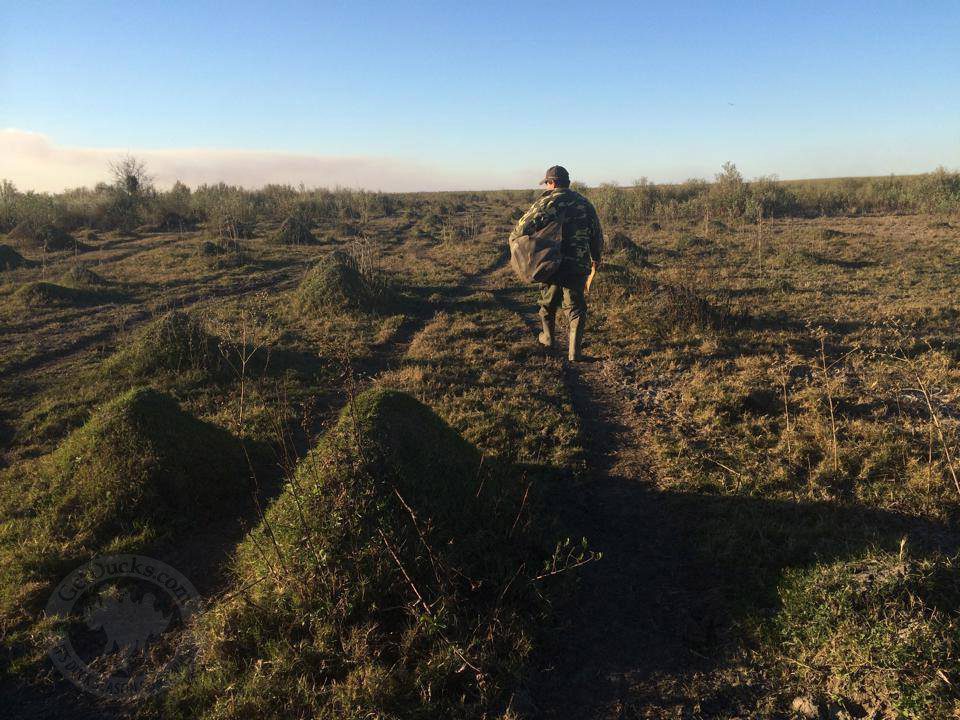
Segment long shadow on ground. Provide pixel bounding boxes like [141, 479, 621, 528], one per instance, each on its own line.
[525, 361, 960, 719]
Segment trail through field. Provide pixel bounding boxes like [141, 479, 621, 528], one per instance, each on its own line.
[529, 358, 695, 718]
[480, 269, 711, 719]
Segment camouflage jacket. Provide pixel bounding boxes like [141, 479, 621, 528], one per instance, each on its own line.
[509, 188, 603, 279]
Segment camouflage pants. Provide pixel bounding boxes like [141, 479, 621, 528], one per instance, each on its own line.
[538, 276, 587, 324]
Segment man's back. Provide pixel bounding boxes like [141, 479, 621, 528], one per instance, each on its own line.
[510, 187, 603, 280]
[512, 166, 602, 362]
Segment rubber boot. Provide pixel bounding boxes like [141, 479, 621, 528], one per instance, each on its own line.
[568, 316, 584, 361]
[538, 311, 555, 349]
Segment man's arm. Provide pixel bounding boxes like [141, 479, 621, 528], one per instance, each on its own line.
[588, 203, 603, 266]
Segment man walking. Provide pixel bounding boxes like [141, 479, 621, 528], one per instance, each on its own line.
[509, 165, 603, 361]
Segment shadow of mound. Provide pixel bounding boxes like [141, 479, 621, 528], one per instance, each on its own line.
[0, 244, 31, 271]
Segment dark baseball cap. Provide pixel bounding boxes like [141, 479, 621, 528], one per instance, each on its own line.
[539, 165, 570, 185]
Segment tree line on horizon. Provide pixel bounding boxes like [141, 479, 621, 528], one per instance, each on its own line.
[1, 160, 958, 237]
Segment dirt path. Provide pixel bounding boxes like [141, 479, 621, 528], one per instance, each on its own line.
[526, 356, 696, 719]
[480, 271, 708, 718]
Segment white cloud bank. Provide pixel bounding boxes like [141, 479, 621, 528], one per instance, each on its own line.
[0, 129, 519, 193]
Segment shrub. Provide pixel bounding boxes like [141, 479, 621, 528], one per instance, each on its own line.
[143, 181, 200, 231]
[199, 186, 258, 240]
[709, 162, 748, 219]
[142, 211, 197, 233]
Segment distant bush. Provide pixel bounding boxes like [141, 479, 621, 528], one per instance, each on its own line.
[3, 164, 958, 239]
[199, 186, 258, 240]
[142, 181, 200, 231]
[584, 165, 960, 226]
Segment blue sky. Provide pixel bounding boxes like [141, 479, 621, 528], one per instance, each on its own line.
[1, 1, 958, 190]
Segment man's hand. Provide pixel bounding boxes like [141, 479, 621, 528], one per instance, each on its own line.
[592, 259, 601, 270]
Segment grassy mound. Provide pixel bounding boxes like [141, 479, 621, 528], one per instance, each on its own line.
[269, 215, 317, 245]
[675, 232, 713, 251]
[59, 265, 107, 288]
[14, 281, 100, 308]
[0, 244, 27, 270]
[8, 221, 88, 252]
[603, 266, 726, 335]
[107, 311, 222, 380]
[775, 548, 960, 717]
[607, 230, 636, 252]
[296, 250, 379, 311]
[198, 240, 221, 256]
[197, 238, 246, 257]
[650, 281, 725, 333]
[11, 388, 250, 566]
[162, 389, 545, 719]
[813, 227, 847, 243]
[606, 231, 650, 266]
[0, 388, 252, 637]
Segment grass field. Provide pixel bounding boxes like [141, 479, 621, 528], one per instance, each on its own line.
[1, 187, 960, 719]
